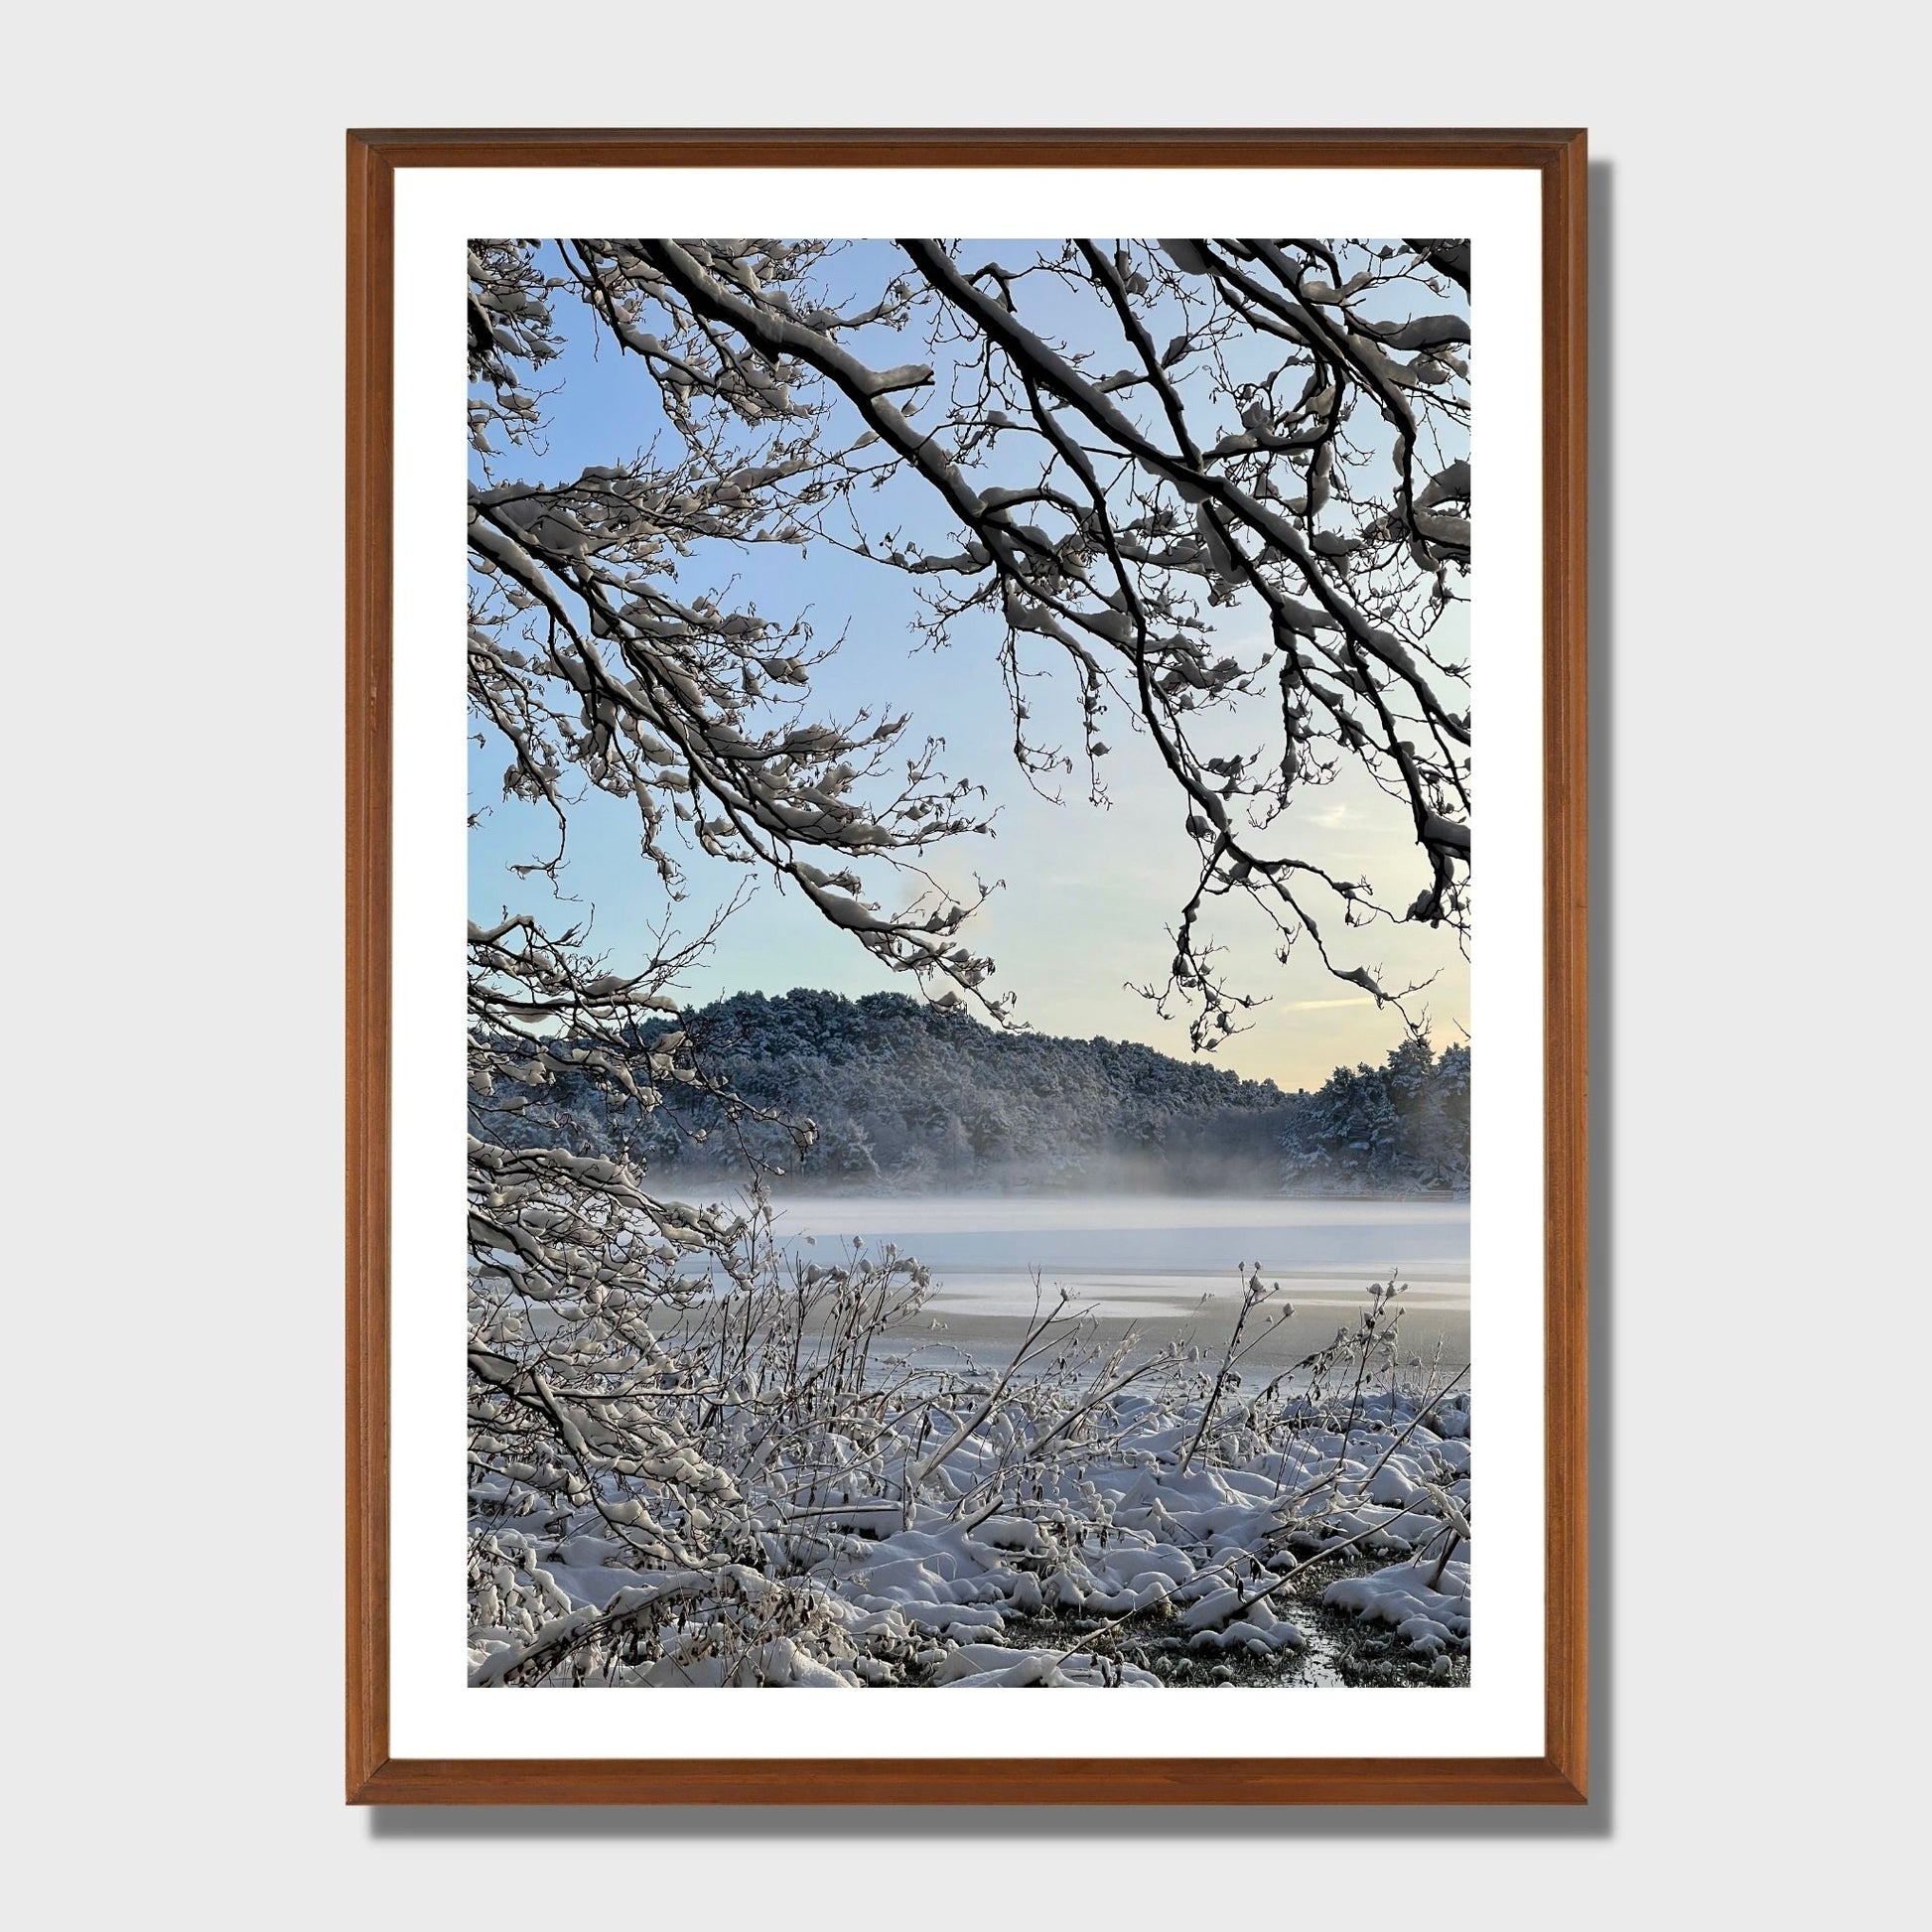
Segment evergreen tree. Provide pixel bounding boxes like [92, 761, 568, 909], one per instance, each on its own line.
[1283, 1035, 1470, 1194]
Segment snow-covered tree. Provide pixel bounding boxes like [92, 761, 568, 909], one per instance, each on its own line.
[1283, 1035, 1471, 1194]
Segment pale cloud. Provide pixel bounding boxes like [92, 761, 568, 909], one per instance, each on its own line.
[1284, 996, 1377, 1011]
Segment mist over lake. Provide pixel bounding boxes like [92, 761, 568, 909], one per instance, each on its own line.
[766, 1192, 1471, 1373]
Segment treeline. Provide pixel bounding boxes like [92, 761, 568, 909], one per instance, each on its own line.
[512, 988, 1290, 1191]
[499, 988, 1469, 1196]
[1284, 1035, 1471, 1195]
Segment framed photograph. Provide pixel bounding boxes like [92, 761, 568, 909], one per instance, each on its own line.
[347, 128, 1587, 1805]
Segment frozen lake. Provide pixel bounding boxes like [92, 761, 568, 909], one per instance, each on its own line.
[766, 1193, 1469, 1373]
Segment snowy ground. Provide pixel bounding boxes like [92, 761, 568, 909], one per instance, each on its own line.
[468, 1205, 1472, 1691]
[470, 1374, 1473, 1689]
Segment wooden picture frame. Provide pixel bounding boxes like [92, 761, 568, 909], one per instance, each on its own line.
[347, 127, 1587, 1805]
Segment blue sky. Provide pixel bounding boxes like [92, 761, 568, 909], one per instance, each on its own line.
[469, 241, 1469, 1090]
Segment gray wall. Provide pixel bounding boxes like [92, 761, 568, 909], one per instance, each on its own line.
[12, 4, 1911, 1921]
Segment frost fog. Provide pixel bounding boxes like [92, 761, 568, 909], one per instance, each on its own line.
[769, 1192, 1469, 1368]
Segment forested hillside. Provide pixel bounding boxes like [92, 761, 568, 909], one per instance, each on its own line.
[1284, 1035, 1471, 1195]
[573, 989, 1296, 1189]
[494, 988, 1468, 1196]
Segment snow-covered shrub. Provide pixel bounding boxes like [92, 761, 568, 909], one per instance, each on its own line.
[468, 1230, 1472, 1688]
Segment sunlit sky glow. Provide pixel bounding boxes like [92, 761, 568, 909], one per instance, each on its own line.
[469, 240, 1470, 1092]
